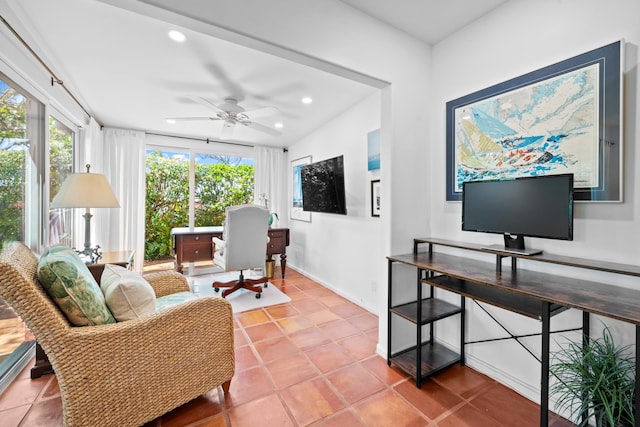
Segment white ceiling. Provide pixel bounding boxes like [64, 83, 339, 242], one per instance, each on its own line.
[3, 0, 507, 148]
[339, 0, 509, 45]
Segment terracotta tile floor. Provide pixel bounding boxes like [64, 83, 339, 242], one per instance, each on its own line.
[0, 268, 573, 426]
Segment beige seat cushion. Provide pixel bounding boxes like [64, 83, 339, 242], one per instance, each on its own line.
[101, 264, 156, 321]
[155, 291, 198, 312]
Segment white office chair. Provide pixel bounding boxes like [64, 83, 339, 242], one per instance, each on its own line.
[212, 204, 270, 298]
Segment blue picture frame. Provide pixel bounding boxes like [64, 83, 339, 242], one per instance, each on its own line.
[367, 129, 380, 171]
[446, 40, 622, 202]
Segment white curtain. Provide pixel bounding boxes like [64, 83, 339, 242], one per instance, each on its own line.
[83, 117, 104, 172]
[254, 146, 286, 225]
[77, 117, 104, 250]
[97, 127, 146, 272]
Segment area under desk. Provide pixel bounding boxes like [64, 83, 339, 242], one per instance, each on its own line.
[387, 238, 640, 427]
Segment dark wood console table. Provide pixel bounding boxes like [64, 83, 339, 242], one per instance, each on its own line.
[387, 237, 640, 427]
[171, 226, 290, 278]
[87, 250, 135, 282]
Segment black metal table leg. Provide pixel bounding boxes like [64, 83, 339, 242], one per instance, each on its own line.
[416, 268, 423, 388]
[635, 325, 640, 427]
[387, 260, 393, 366]
[540, 302, 550, 427]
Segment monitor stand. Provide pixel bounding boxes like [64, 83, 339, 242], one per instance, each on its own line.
[482, 234, 543, 256]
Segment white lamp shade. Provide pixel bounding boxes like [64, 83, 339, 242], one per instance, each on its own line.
[51, 172, 120, 208]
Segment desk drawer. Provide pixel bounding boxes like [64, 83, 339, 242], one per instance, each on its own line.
[180, 234, 210, 245]
[181, 244, 212, 262]
[267, 236, 286, 254]
[267, 230, 284, 238]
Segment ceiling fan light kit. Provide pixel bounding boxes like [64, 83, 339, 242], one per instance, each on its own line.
[168, 96, 282, 138]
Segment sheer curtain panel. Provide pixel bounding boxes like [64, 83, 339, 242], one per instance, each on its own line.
[77, 117, 104, 251]
[99, 127, 146, 271]
[254, 146, 287, 226]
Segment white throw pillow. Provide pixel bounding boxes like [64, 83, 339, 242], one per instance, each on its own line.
[100, 264, 156, 321]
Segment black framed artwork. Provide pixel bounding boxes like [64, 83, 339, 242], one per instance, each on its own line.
[371, 179, 380, 217]
[446, 40, 623, 202]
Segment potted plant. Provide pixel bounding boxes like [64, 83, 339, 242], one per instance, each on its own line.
[550, 326, 635, 427]
[257, 193, 278, 226]
[268, 212, 278, 227]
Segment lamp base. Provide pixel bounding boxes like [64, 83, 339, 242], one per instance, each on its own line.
[76, 246, 102, 265]
[77, 210, 102, 264]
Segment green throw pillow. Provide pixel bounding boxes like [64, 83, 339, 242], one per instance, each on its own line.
[38, 245, 116, 326]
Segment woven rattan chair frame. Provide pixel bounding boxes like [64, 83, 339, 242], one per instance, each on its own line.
[0, 241, 234, 427]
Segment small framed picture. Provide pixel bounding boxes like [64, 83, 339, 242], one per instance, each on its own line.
[371, 179, 381, 217]
[290, 156, 312, 222]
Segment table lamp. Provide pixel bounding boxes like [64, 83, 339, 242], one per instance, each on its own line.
[51, 164, 120, 263]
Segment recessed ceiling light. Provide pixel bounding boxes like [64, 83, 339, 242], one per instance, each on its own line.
[301, 96, 313, 104]
[166, 119, 176, 124]
[274, 122, 284, 129]
[168, 30, 186, 42]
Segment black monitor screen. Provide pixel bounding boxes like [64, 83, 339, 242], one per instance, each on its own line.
[462, 174, 573, 241]
[301, 155, 346, 215]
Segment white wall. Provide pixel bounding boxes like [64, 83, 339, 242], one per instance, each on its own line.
[286, 93, 381, 312]
[430, 0, 640, 404]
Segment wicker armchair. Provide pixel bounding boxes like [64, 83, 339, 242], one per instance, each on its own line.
[0, 241, 235, 427]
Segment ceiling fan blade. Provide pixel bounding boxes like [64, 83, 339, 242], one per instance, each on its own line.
[166, 116, 222, 121]
[243, 106, 280, 119]
[190, 96, 227, 115]
[244, 121, 282, 136]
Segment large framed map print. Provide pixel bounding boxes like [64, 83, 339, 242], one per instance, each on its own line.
[445, 40, 623, 202]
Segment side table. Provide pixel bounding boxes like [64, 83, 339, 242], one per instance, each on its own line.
[87, 250, 135, 282]
[31, 250, 134, 379]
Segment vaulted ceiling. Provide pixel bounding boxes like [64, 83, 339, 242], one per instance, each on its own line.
[1, 0, 507, 147]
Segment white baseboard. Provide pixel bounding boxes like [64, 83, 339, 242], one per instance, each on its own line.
[287, 264, 378, 315]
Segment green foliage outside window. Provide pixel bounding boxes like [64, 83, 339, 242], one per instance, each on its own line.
[0, 85, 27, 248]
[0, 149, 26, 245]
[1, 81, 77, 250]
[49, 118, 74, 201]
[145, 150, 254, 261]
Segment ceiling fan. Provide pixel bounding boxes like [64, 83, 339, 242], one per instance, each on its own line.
[167, 96, 282, 139]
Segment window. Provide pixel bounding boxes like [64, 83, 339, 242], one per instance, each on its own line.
[0, 74, 42, 385]
[145, 149, 190, 260]
[0, 78, 42, 248]
[0, 73, 78, 389]
[194, 154, 254, 227]
[144, 148, 254, 262]
[48, 115, 75, 247]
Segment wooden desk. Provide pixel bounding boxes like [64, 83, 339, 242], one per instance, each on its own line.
[171, 226, 290, 278]
[170, 226, 222, 273]
[267, 228, 290, 278]
[388, 238, 640, 427]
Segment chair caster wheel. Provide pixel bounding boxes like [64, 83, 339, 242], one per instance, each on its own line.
[214, 287, 220, 293]
[263, 283, 268, 288]
[255, 293, 261, 299]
